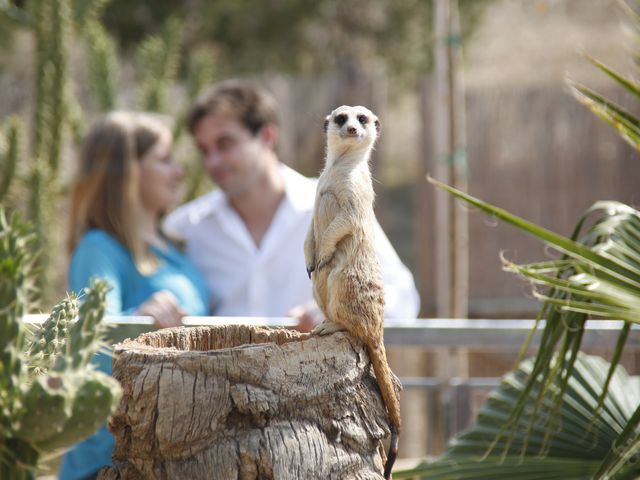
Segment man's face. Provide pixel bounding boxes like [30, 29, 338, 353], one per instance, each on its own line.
[193, 112, 269, 198]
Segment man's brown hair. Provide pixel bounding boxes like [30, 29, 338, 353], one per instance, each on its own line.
[187, 79, 279, 135]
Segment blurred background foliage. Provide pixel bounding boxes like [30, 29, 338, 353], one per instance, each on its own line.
[2, 0, 493, 85]
[99, 0, 493, 83]
[0, 0, 494, 307]
[0, 0, 634, 320]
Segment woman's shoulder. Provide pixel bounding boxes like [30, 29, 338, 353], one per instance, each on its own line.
[73, 229, 129, 259]
[69, 229, 137, 287]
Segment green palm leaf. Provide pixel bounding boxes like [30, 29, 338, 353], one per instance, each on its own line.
[395, 354, 640, 480]
[402, 3, 640, 478]
[584, 55, 640, 101]
[395, 458, 599, 480]
[421, 179, 640, 479]
[568, 80, 640, 150]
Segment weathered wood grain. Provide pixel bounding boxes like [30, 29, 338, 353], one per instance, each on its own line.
[98, 325, 394, 480]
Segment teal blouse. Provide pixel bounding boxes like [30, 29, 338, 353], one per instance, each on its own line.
[58, 229, 209, 480]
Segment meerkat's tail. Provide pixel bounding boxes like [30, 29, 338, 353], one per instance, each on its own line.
[385, 427, 399, 480]
[368, 342, 401, 480]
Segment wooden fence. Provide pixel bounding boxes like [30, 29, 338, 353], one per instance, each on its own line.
[420, 84, 640, 317]
[270, 73, 640, 318]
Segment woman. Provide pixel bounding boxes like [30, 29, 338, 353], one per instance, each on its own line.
[59, 112, 209, 480]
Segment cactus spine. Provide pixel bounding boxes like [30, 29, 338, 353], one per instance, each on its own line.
[0, 210, 122, 479]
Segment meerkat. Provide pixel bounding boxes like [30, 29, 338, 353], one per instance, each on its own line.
[304, 105, 400, 480]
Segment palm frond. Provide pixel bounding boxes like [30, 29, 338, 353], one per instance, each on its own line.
[405, 2, 640, 477]
[585, 55, 640, 101]
[425, 178, 640, 478]
[594, 402, 640, 478]
[568, 80, 640, 150]
[395, 354, 640, 479]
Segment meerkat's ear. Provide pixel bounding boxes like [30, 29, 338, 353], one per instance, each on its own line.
[324, 115, 330, 132]
[374, 119, 381, 134]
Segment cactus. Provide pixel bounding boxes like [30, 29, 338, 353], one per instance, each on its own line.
[186, 47, 216, 103]
[57, 279, 109, 371]
[3, 0, 214, 307]
[177, 47, 216, 202]
[173, 46, 215, 142]
[27, 0, 73, 305]
[71, 0, 110, 28]
[0, 116, 23, 204]
[31, 0, 53, 164]
[85, 19, 119, 112]
[26, 156, 54, 305]
[26, 297, 79, 375]
[46, 0, 71, 173]
[65, 84, 87, 146]
[137, 16, 183, 112]
[0, 209, 122, 479]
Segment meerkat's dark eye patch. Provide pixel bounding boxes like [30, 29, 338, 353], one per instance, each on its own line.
[334, 114, 347, 127]
[357, 114, 368, 125]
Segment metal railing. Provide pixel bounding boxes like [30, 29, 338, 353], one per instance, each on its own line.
[23, 315, 638, 346]
[23, 316, 638, 457]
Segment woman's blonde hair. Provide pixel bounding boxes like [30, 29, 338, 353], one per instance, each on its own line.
[68, 111, 172, 274]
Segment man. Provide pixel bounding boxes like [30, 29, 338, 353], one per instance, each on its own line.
[164, 79, 420, 327]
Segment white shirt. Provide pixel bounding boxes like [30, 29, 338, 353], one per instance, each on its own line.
[163, 164, 420, 318]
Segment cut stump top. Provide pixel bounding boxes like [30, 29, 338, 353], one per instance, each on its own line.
[104, 325, 390, 480]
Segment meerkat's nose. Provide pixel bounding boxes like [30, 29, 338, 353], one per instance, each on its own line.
[347, 126, 357, 135]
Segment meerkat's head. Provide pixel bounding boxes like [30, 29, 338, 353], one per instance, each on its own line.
[324, 105, 380, 153]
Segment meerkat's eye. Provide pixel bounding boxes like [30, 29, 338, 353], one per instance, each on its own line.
[357, 114, 368, 125]
[334, 114, 347, 127]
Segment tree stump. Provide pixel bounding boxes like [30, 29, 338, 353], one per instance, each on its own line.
[98, 325, 393, 480]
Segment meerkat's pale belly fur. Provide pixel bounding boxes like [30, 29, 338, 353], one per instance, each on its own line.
[311, 163, 385, 341]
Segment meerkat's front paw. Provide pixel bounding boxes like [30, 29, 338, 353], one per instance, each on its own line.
[312, 321, 347, 336]
[316, 253, 334, 272]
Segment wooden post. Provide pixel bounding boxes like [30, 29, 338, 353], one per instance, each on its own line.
[432, 0, 451, 318]
[99, 325, 395, 480]
[431, 0, 468, 318]
[450, 0, 469, 320]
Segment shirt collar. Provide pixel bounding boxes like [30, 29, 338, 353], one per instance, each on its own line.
[203, 163, 317, 220]
[279, 163, 317, 213]
[187, 188, 226, 223]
